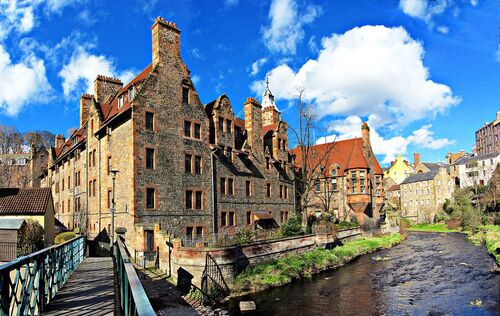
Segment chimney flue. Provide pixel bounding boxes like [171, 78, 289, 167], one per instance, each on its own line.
[55, 135, 65, 148]
[151, 17, 181, 68]
[413, 152, 421, 167]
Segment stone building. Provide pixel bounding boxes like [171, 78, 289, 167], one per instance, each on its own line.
[452, 152, 500, 188]
[40, 17, 294, 250]
[291, 123, 385, 228]
[0, 145, 48, 188]
[400, 167, 454, 223]
[475, 112, 500, 155]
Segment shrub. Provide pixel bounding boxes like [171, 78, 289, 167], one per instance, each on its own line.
[17, 219, 44, 256]
[280, 217, 304, 237]
[55, 231, 78, 244]
[233, 226, 256, 245]
[336, 220, 359, 229]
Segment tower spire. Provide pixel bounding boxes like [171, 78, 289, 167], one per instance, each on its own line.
[261, 77, 279, 111]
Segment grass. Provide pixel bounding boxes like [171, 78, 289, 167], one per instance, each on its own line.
[232, 233, 403, 295]
[467, 225, 500, 265]
[406, 223, 460, 233]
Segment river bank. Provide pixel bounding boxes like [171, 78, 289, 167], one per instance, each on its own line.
[407, 223, 500, 265]
[231, 233, 403, 296]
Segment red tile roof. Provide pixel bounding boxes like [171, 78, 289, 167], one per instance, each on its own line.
[291, 138, 383, 175]
[0, 188, 52, 215]
[100, 64, 153, 123]
[54, 127, 86, 159]
[234, 118, 245, 129]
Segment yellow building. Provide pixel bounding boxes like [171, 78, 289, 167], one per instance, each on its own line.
[384, 154, 413, 184]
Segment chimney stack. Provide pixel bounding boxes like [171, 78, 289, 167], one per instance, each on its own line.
[151, 17, 181, 68]
[361, 122, 371, 147]
[80, 94, 93, 127]
[413, 152, 421, 167]
[55, 135, 65, 148]
[244, 97, 263, 154]
[94, 75, 123, 104]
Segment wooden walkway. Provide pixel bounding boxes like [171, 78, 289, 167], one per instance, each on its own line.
[43, 257, 116, 316]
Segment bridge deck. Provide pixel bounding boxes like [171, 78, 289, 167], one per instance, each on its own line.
[43, 257, 115, 316]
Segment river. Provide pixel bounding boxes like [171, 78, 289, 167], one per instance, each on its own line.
[226, 232, 500, 315]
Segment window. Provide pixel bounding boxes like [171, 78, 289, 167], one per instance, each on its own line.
[245, 180, 252, 196]
[194, 123, 201, 139]
[182, 87, 189, 104]
[332, 177, 338, 191]
[228, 178, 234, 195]
[145, 112, 154, 131]
[284, 186, 288, 199]
[218, 118, 224, 132]
[361, 185, 365, 193]
[195, 191, 203, 209]
[229, 211, 235, 226]
[220, 177, 226, 195]
[278, 139, 282, 150]
[360, 170, 365, 178]
[246, 211, 252, 225]
[376, 189, 380, 197]
[194, 156, 202, 174]
[92, 180, 96, 196]
[185, 154, 192, 173]
[266, 183, 271, 197]
[68, 176, 71, 189]
[195, 226, 203, 238]
[118, 96, 124, 109]
[62, 179, 65, 191]
[107, 156, 112, 174]
[146, 188, 155, 208]
[185, 190, 193, 209]
[221, 212, 227, 226]
[226, 147, 232, 162]
[184, 121, 191, 137]
[128, 87, 135, 100]
[146, 148, 155, 169]
[265, 157, 271, 170]
[186, 227, 194, 239]
[226, 120, 232, 134]
[279, 185, 283, 198]
[315, 179, 320, 192]
[107, 190, 112, 208]
[92, 150, 96, 167]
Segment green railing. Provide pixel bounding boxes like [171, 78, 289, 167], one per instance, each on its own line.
[0, 236, 85, 316]
[114, 236, 155, 316]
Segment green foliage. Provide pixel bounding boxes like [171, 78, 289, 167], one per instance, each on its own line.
[467, 225, 500, 265]
[233, 226, 256, 245]
[451, 189, 482, 231]
[233, 233, 403, 294]
[17, 219, 44, 256]
[280, 217, 304, 237]
[55, 231, 78, 244]
[336, 220, 359, 229]
[443, 199, 454, 215]
[434, 211, 450, 223]
[407, 223, 459, 233]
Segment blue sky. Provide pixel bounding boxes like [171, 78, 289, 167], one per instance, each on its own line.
[0, 0, 498, 165]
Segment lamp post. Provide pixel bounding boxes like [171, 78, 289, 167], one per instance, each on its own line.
[110, 169, 119, 245]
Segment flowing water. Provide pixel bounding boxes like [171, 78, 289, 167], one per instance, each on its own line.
[226, 232, 500, 315]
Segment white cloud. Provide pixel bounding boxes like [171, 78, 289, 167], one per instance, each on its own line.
[470, 0, 478, 6]
[0, 45, 51, 116]
[317, 116, 454, 164]
[190, 48, 202, 59]
[250, 58, 267, 76]
[399, 0, 448, 24]
[225, 0, 239, 7]
[46, 0, 78, 12]
[252, 25, 460, 127]
[19, 7, 35, 33]
[191, 75, 201, 86]
[437, 25, 449, 34]
[262, 0, 322, 54]
[59, 49, 134, 98]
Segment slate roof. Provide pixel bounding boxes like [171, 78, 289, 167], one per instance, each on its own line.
[0, 218, 25, 230]
[422, 162, 449, 171]
[400, 170, 439, 185]
[453, 152, 499, 165]
[0, 188, 52, 215]
[291, 138, 384, 175]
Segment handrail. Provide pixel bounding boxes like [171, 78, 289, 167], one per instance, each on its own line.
[114, 236, 155, 316]
[0, 236, 85, 315]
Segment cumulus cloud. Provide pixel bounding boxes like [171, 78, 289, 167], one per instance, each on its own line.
[262, 0, 322, 54]
[250, 58, 267, 76]
[59, 49, 134, 98]
[191, 75, 201, 86]
[399, 0, 448, 24]
[252, 25, 460, 127]
[437, 25, 449, 34]
[0, 45, 51, 116]
[316, 115, 454, 164]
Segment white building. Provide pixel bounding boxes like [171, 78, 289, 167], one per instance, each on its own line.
[453, 152, 500, 188]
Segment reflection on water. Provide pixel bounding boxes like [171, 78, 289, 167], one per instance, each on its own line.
[226, 232, 500, 316]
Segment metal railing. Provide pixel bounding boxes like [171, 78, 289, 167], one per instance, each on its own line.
[0, 236, 85, 315]
[181, 229, 283, 248]
[201, 254, 230, 303]
[114, 236, 155, 316]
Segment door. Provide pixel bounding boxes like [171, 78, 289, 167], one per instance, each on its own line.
[145, 230, 154, 252]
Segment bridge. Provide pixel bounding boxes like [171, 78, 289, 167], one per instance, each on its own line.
[0, 236, 157, 316]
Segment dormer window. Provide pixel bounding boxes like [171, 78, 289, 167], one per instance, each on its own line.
[218, 117, 224, 132]
[128, 87, 135, 100]
[182, 87, 190, 104]
[18, 158, 27, 165]
[226, 120, 232, 134]
[118, 96, 124, 109]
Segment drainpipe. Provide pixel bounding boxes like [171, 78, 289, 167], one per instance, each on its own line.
[211, 150, 218, 235]
[97, 134, 102, 236]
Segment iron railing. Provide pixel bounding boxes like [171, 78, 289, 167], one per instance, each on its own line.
[181, 229, 283, 248]
[201, 253, 230, 303]
[0, 236, 85, 316]
[114, 236, 155, 316]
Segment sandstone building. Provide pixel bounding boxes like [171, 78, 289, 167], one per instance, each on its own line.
[452, 152, 499, 188]
[291, 123, 385, 228]
[40, 18, 294, 251]
[0, 145, 48, 188]
[475, 112, 500, 155]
